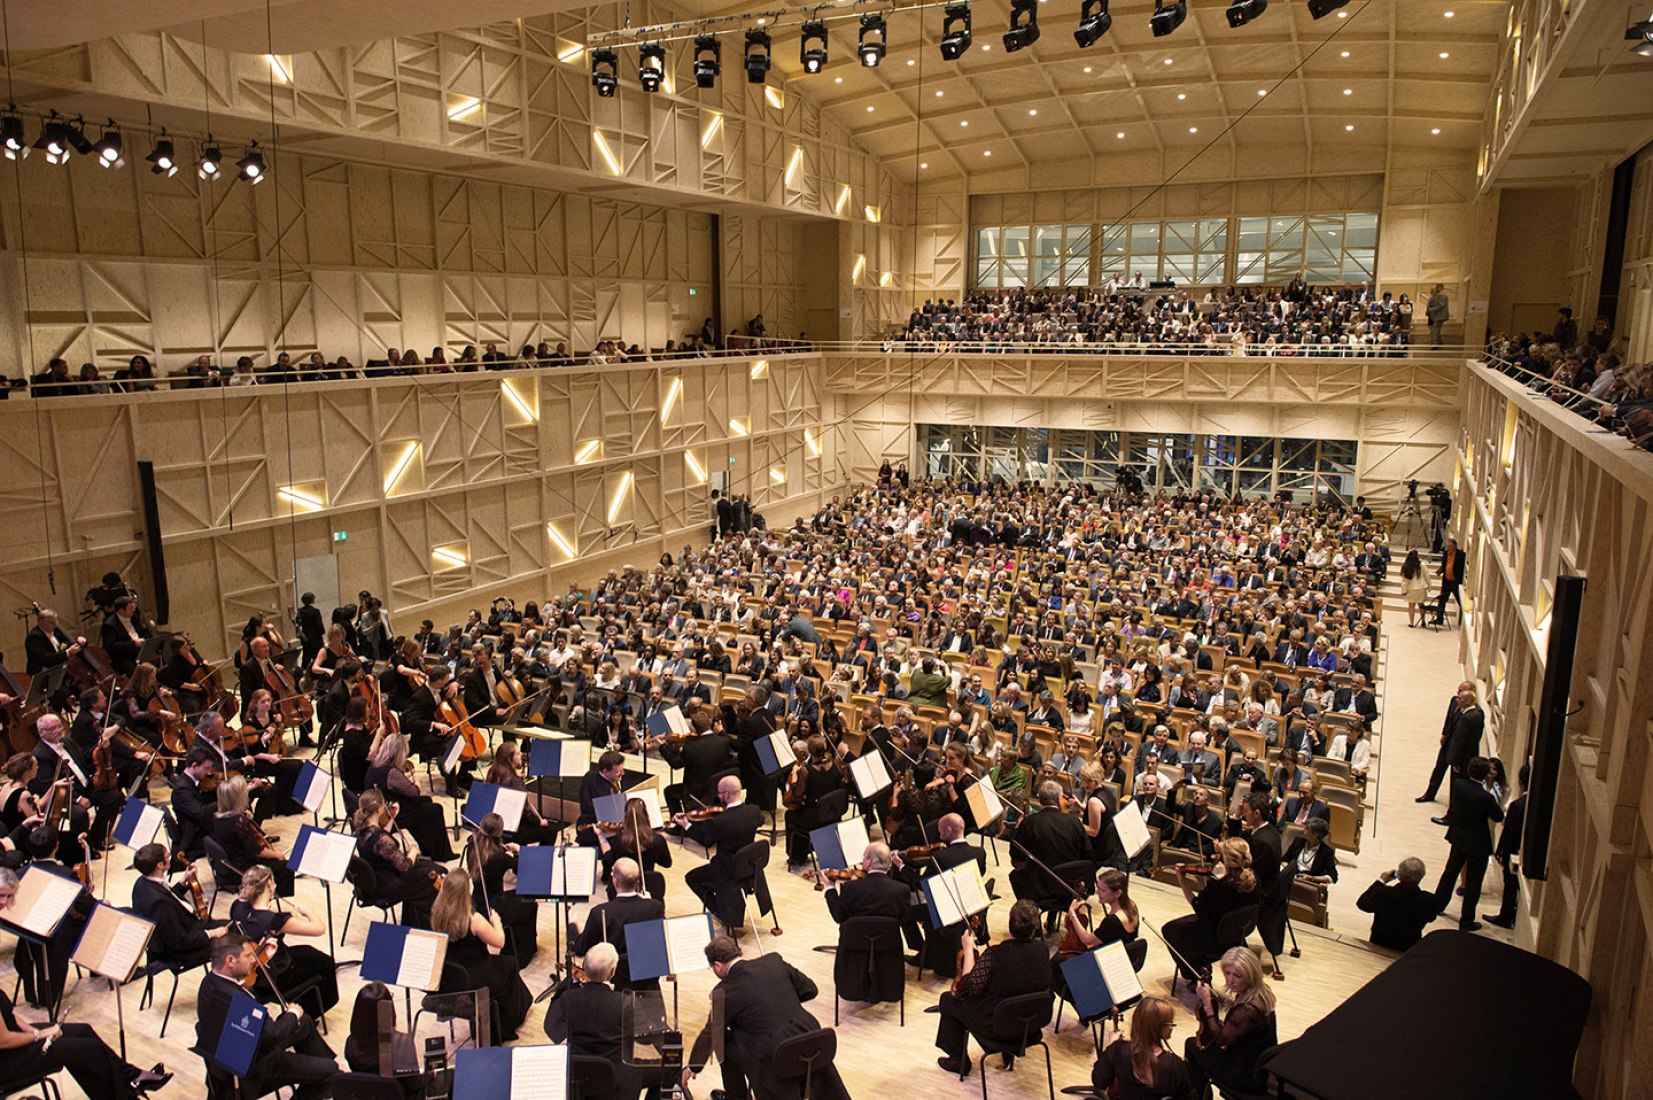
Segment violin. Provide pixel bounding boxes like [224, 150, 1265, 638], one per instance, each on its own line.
[74, 833, 93, 888]
[900, 841, 946, 864]
[952, 911, 988, 994]
[178, 637, 239, 721]
[242, 938, 280, 990]
[576, 821, 624, 834]
[1175, 862, 1216, 876]
[1057, 899, 1093, 960]
[187, 873, 210, 921]
[681, 805, 724, 822]
[92, 729, 118, 791]
[814, 867, 866, 891]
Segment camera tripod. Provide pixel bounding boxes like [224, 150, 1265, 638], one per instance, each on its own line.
[1393, 493, 1428, 550]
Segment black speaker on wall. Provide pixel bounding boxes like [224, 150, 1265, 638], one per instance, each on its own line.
[1522, 573, 1586, 882]
[136, 461, 170, 624]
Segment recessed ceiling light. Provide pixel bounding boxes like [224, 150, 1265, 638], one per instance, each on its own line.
[1116, 131, 1125, 138]
[1337, 9, 1346, 16]
[920, 161, 929, 168]
[1083, 66, 1092, 73]
[757, 16, 767, 23]
[981, 43, 991, 51]
[1177, 93, 1186, 100]
[907, 59, 915, 66]
[1189, 126, 1198, 133]
[867, 106, 874, 112]
[1340, 50, 1350, 58]
[1439, 51, 1450, 59]
[1343, 88, 1353, 95]
[983, 149, 991, 156]
[1028, 109, 1038, 116]
[1163, 58, 1174, 65]
[1344, 124, 1354, 131]
[960, 119, 969, 127]
[1443, 10, 1454, 17]
[1431, 128, 1441, 135]
[1257, 89, 1267, 96]
[835, 76, 843, 83]
[936, 90, 944, 96]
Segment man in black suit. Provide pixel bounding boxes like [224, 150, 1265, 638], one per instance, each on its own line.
[130, 842, 223, 970]
[1418, 680, 1477, 804]
[1007, 782, 1089, 917]
[1432, 757, 1504, 931]
[1279, 778, 1332, 828]
[397, 667, 452, 761]
[291, 593, 325, 670]
[28, 714, 119, 855]
[545, 941, 663, 1098]
[1239, 790, 1288, 978]
[715, 491, 734, 537]
[683, 936, 842, 1100]
[1165, 780, 1223, 858]
[577, 750, 627, 835]
[238, 635, 282, 724]
[825, 840, 918, 995]
[1484, 763, 1528, 929]
[459, 643, 507, 730]
[1122, 772, 1174, 876]
[570, 858, 665, 990]
[68, 687, 150, 790]
[169, 747, 221, 859]
[1330, 674, 1379, 729]
[22, 607, 82, 677]
[675, 775, 765, 930]
[99, 596, 151, 677]
[658, 717, 735, 814]
[1357, 857, 1439, 951]
[196, 933, 337, 1099]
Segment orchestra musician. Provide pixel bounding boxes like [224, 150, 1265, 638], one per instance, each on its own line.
[1052, 868, 1140, 1016]
[229, 865, 340, 1017]
[343, 983, 422, 1096]
[481, 741, 558, 844]
[237, 636, 281, 722]
[28, 714, 119, 856]
[111, 663, 179, 751]
[221, 695, 304, 816]
[570, 857, 665, 991]
[311, 621, 359, 685]
[594, 796, 671, 900]
[11, 828, 95, 1010]
[542, 942, 639, 1096]
[157, 633, 216, 716]
[69, 687, 151, 790]
[383, 638, 427, 714]
[657, 709, 735, 814]
[466, 813, 537, 966]
[1235, 790, 1286, 980]
[335, 696, 377, 796]
[291, 593, 326, 672]
[1166, 779, 1224, 859]
[396, 666, 454, 763]
[362, 732, 456, 862]
[782, 734, 849, 867]
[1007, 781, 1089, 923]
[318, 660, 367, 745]
[1160, 838, 1259, 982]
[1091, 997, 1197, 1100]
[428, 871, 531, 1041]
[675, 775, 764, 931]
[212, 775, 295, 897]
[1184, 947, 1279, 1100]
[22, 608, 81, 678]
[351, 789, 440, 929]
[900, 813, 986, 979]
[195, 933, 338, 1100]
[233, 614, 287, 671]
[932, 899, 1051, 1078]
[459, 643, 508, 732]
[576, 750, 627, 842]
[99, 596, 153, 677]
[823, 840, 918, 999]
[169, 748, 220, 860]
[130, 841, 224, 971]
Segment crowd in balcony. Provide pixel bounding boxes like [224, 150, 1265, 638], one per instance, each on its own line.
[1485, 310, 1652, 452]
[892, 280, 1432, 356]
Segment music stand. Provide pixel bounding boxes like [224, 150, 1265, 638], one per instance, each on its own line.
[22, 666, 66, 708]
[621, 989, 680, 1098]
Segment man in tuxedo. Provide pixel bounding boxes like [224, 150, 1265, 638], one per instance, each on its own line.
[23, 607, 82, 677]
[825, 841, 920, 995]
[1165, 780, 1223, 858]
[292, 593, 325, 670]
[1122, 772, 1174, 876]
[168, 747, 221, 860]
[1239, 789, 1288, 977]
[683, 936, 842, 1100]
[1358, 857, 1438, 951]
[1484, 763, 1528, 930]
[658, 716, 735, 814]
[545, 941, 623, 1055]
[1419, 681, 1482, 808]
[99, 596, 152, 677]
[29, 714, 120, 855]
[130, 842, 223, 970]
[1432, 757, 1504, 932]
[676, 775, 765, 930]
[570, 859, 665, 989]
[1007, 783, 1089, 918]
[397, 667, 453, 762]
[196, 933, 337, 1099]
[460, 643, 507, 730]
[577, 750, 627, 834]
[1331, 674, 1379, 729]
[1280, 777, 1331, 827]
[68, 687, 150, 789]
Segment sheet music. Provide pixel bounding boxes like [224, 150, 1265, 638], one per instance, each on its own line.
[662, 705, 690, 735]
[627, 785, 665, 829]
[548, 847, 598, 897]
[928, 863, 988, 927]
[298, 765, 331, 814]
[965, 780, 1004, 828]
[836, 817, 870, 868]
[492, 787, 527, 833]
[443, 735, 465, 772]
[557, 740, 588, 777]
[396, 929, 441, 990]
[119, 801, 165, 849]
[18, 872, 82, 936]
[101, 911, 152, 979]
[663, 914, 713, 975]
[765, 731, 796, 770]
[298, 830, 354, 883]
[510, 1045, 568, 1100]
[1113, 800, 1153, 859]
[848, 752, 892, 798]
[1095, 941, 1144, 1005]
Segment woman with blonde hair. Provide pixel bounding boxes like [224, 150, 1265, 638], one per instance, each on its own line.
[1159, 838, 1258, 983]
[363, 731, 455, 861]
[212, 774, 294, 895]
[229, 864, 339, 1014]
[428, 871, 531, 1040]
[1185, 945, 1279, 1099]
[1091, 996, 1196, 1099]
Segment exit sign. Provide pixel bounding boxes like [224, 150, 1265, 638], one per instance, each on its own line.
[689, 287, 698, 296]
[333, 530, 348, 543]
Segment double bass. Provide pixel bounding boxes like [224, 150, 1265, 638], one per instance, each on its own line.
[0, 662, 42, 755]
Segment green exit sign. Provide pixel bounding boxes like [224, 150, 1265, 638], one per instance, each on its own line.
[333, 530, 348, 543]
[689, 287, 698, 296]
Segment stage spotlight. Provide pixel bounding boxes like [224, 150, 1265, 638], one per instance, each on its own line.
[800, 21, 829, 73]
[1074, 0, 1112, 47]
[744, 28, 771, 84]
[859, 13, 887, 67]
[693, 35, 722, 87]
[64, 117, 94, 156]
[591, 48, 619, 96]
[1306, 0, 1349, 17]
[2, 110, 28, 161]
[197, 137, 222, 180]
[1628, 17, 1653, 57]
[146, 131, 177, 177]
[236, 140, 266, 184]
[639, 42, 666, 91]
[93, 121, 123, 168]
[939, 3, 972, 60]
[1227, 0, 1268, 27]
[1003, 0, 1040, 52]
[34, 113, 72, 165]
[1150, 0, 1187, 36]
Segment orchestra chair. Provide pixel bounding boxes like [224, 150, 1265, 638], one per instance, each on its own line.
[331, 1073, 406, 1100]
[959, 991, 1056, 1100]
[732, 840, 781, 937]
[568, 1055, 616, 1100]
[1035, 860, 1096, 932]
[1167, 904, 1261, 997]
[137, 952, 208, 1039]
[189, 1044, 296, 1100]
[0, 1071, 63, 1100]
[412, 960, 494, 1048]
[202, 836, 249, 913]
[833, 916, 906, 1026]
[771, 1028, 839, 1100]
[341, 856, 404, 942]
[1052, 937, 1147, 1035]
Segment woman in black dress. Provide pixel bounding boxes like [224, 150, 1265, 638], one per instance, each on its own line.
[353, 789, 441, 929]
[1052, 868, 1140, 1009]
[1092, 996, 1196, 1100]
[1159, 838, 1258, 982]
[213, 774, 295, 896]
[482, 742, 559, 845]
[933, 899, 1052, 1077]
[1185, 946, 1279, 1099]
[429, 871, 531, 1041]
[596, 797, 671, 900]
[782, 735, 849, 866]
[0, 985, 169, 1097]
[0, 754, 41, 836]
[363, 732, 456, 861]
[467, 813, 539, 966]
[229, 864, 340, 1015]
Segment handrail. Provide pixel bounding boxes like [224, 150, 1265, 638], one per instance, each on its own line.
[829, 337, 1477, 358]
[1481, 352, 1614, 415]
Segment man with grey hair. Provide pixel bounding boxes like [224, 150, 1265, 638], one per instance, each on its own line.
[545, 940, 635, 1089]
[1357, 856, 1439, 951]
[1177, 730, 1221, 784]
[1007, 781, 1089, 924]
[824, 840, 917, 998]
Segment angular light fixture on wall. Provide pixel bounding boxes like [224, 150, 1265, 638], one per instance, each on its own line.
[546, 521, 577, 559]
[431, 544, 470, 571]
[383, 441, 422, 495]
[607, 471, 635, 525]
[685, 451, 707, 483]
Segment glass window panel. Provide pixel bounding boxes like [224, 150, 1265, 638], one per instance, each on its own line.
[1269, 218, 1304, 249]
[1032, 257, 1061, 287]
[1344, 249, 1376, 281]
[1234, 252, 1266, 284]
[1344, 213, 1379, 248]
[1062, 258, 1090, 285]
[1066, 225, 1092, 253]
[1093, 432, 1121, 460]
[1164, 254, 1195, 283]
[1001, 259, 1027, 287]
[976, 228, 999, 257]
[1164, 220, 1197, 251]
[1002, 226, 1030, 260]
[1034, 225, 1063, 257]
[1202, 435, 1237, 465]
[1198, 467, 1232, 493]
[1096, 253, 1126, 277]
[1197, 254, 1227, 284]
[1237, 218, 1269, 251]
[1305, 262, 1342, 284]
[1129, 221, 1162, 249]
[1280, 439, 1316, 471]
[976, 258, 1000, 285]
[1237, 470, 1273, 497]
[1240, 436, 1275, 467]
[1200, 220, 1230, 250]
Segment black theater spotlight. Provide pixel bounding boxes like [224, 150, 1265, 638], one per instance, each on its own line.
[2, 108, 28, 161]
[939, 3, 972, 60]
[800, 21, 829, 73]
[639, 42, 666, 91]
[93, 120, 123, 168]
[1306, 0, 1349, 18]
[744, 27, 772, 84]
[859, 13, 887, 67]
[1003, 0, 1040, 53]
[693, 35, 722, 88]
[1627, 16, 1653, 57]
[591, 48, 619, 96]
[1150, 0, 1188, 37]
[1075, 0, 1112, 47]
[197, 136, 223, 180]
[146, 130, 178, 177]
[1227, 0, 1268, 28]
[236, 140, 266, 184]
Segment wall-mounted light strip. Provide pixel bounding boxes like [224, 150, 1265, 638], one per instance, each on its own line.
[864, 204, 880, 223]
[383, 442, 421, 495]
[729, 417, 750, 437]
[701, 113, 723, 147]
[750, 359, 769, 379]
[685, 451, 707, 483]
[607, 471, 634, 525]
[266, 54, 293, 85]
[769, 466, 787, 485]
[501, 380, 538, 423]
[803, 428, 821, 457]
[764, 86, 785, 110]
[447, 97, 482, 121]
[546, 521, 577, 559]
[785, 146, 803, 186]
[575, 439, 604, 465]
[431, 545, 469, 570]
[662, 377, 683, 422]
[834, 184, 852, 216]
[851, 254, 866, 284]
[879, 270, 893, 287]
[556, 41, 585, 63]
[593, 130, 623, 176]
[276, 485, 326, 512]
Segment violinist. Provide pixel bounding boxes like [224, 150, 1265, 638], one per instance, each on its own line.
[481, 742, 557, 844]
[1091, 997, 1197, 1100]
[0, 755, 44, 859]
[362, 732, 456, 862]
[384, 638, 427, 713]
[169, 748, 221, 860]
[213, 774, 296, 896]
[197, 707, 300, 822]
[595, 796, 671, 900]
[576, 750, 627, 841]
[1160, 838, 1259, 982]
[237, 636, 279, 722]
[888, 741, 966, 850]
[229, 865, 339, 1017]
[570, 858, 664, 991]
[467, 812, 538, 966]
[69, 687, 151, 790]
[429, 871, 532, 1041]
[13, 827, 95, 1010]
[320, 661, 367, 750]
[100, 596, 153, 678]
[824, 841, 922, 987]
[1166, 778, 1224, 859]
[1006, 782, 1089, 923]
[397, 666, 453, 762]
[344, 983, 422, 1096]
[233, 614, 286, 670]
[674, 775, 764, 931]
[543, 942, 631, 1091]
[28, 715, 118, 855]
[1076, 762, 1121, 868]
[782, 734, 848, 867]
[130, 842, 224, 971]
[194, 934, 339, 1100]
[351, 790, 440, 929]
[932, 899, 1051, 1078]
[22, 608, 80, 678]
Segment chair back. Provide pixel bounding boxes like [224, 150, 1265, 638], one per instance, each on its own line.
[772, 1028, 837, 1080]
[1215, 903, 1261, 951]
[346, 854, 382, 898]
[988, 991, 1055, 1050]
[569, 1055, 617, 1100]
[332, 1072, 409, 1100]
[1048, 859, 1097, 899]
[1125, 937, 1149, 972]
[732, 839, 772, 884]
[815, 787, 850, 823]
[202, 835, 237, 876]
[840, 915, 904, 953]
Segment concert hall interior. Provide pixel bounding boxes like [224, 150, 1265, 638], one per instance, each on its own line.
[0, 0, 1649, 1098]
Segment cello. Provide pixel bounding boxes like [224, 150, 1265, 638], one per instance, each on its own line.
[438, 684, 486, 761]
[0, 662, 42, 755]
[264, 657, 314, 730]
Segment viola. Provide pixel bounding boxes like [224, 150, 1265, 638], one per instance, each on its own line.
[952, 912, 988, 995]
[576, 821, 625, 834]
[242, 938, 279, 990]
